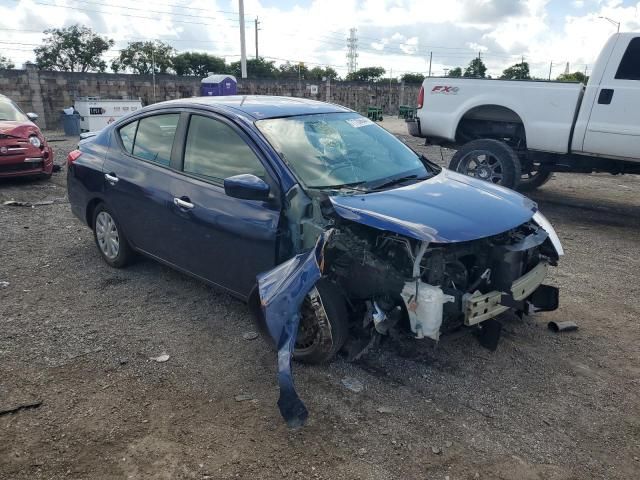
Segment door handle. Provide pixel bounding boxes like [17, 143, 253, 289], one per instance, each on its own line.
[104, 173, 119, 184]
[173, 197, 195, 210]
[598, 88, 614, 105]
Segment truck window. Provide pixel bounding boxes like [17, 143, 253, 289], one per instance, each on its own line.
[615, 37, 640, 80]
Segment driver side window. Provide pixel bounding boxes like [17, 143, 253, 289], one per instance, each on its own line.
[183, 115, 266, 182]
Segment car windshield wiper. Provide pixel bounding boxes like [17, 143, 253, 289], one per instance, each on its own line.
[368, 174, 428, 191]
[306, 181, 369, 192]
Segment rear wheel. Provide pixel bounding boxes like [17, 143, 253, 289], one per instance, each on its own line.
[92, 204, 134, 268]
[450, 139, 522, 190]
[517, 161, 553, 192]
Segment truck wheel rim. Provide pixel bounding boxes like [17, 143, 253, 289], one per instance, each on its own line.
[458, 150, 504, 184]
[96, 211, 120, 260]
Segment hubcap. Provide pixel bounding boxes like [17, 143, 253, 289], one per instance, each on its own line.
[95, 211, 120, 260]
[457, 150, 504, 184]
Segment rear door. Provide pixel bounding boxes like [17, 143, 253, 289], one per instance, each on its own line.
[102, 111, 182, 260]
[582, 36, 640, 159]
[167, 112, 281, 297]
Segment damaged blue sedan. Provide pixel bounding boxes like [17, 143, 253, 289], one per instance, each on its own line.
[67, 96, 563, 427]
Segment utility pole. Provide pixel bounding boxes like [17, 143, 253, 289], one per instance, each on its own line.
[239, 0, 247, 78]
[346, 28, 358, 74]
[548, 61, 553, 81]
[151, 47, 156, 103]
[325, 74, 331, 102]
[254, 17, 260, 59]
[428, 51, 432, 77]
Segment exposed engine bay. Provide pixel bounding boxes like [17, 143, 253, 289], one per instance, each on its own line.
[258, 187, 562, 428]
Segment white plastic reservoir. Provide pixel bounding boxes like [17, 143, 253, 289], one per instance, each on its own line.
[401, 282, 455, 341]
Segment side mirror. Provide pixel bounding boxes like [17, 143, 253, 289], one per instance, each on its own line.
[26, 112, 38, 122]
[224, 174, 270, 201]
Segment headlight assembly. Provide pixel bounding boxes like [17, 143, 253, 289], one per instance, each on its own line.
[28, 135, 41, 148]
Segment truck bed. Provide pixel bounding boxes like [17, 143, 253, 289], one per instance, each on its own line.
[417, 78, 584, 154]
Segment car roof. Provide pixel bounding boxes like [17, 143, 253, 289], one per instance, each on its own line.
[148, 95, 353, 120]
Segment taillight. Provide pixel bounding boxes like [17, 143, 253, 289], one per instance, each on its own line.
[417, 86, 424, 109]
[67, 149, 82, 166]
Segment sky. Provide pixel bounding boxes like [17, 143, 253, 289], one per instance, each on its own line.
[0, 0, 639, 79]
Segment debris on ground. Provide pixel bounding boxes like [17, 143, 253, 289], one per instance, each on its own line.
[149, 353, 170, 363]
[242, 331, 259, 341]
[234, 394, 253, 402]
[431, 446, 442, 455]
[548, 320, 579, 332]
[376, 406, 394, 414]
[0, 281, 9, 288]
[341, 377, 364, 393]
[0, 400, 42, 417]
[3, 200, 56, 207]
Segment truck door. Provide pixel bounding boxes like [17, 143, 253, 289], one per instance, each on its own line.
[582, 36, 640, 160]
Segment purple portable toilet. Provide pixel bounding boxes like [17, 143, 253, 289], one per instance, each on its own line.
[201, 74, 237, 96]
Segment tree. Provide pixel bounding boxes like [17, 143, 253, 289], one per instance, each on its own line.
[173, 52, 226, 76]
[501, 61, 530, 80]
[401, 72, 425, 83]
[463, 57, 487, 78]
[0, 55, 14, 70]
[308, 66, 339, 81]
[557, 71, 588, 83]
[229, 57, 279, 79]
[345, 66, 386, 82]
[34, 25, 113, 72]
[447, 67, 462, 77]
[111, 41, 175, 74]
[278, 62, 309, 79]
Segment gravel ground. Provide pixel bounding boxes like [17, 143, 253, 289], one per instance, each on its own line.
[1, 127, 639, 480]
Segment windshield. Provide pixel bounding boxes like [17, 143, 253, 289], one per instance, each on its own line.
[0, 98, 28, 122]
[256, 112, 434, 190]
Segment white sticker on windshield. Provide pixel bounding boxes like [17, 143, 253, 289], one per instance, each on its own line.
[346, 117, 374, 128]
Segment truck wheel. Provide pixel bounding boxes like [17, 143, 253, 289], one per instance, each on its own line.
[293, 279, 349, 364]
[517, 165, 553, 192]
[450, 139, 522, 190]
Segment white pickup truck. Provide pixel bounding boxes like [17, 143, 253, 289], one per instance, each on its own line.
[407, 33, 640, 191]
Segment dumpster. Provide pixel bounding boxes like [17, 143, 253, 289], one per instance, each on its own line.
[61, 113, 81, 136]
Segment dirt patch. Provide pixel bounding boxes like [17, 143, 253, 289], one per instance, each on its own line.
[1, 131, 639, 479]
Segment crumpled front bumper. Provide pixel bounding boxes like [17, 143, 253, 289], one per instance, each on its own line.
[464, 261, 553, 326]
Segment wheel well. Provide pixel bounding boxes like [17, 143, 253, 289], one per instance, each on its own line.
[455, 105, 526, 149]
[85, 198, 103, 229]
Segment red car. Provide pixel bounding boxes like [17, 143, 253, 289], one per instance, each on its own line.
[0, 94, 54, 179]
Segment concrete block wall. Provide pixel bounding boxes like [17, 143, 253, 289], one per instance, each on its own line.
[0, 67, 421, 129]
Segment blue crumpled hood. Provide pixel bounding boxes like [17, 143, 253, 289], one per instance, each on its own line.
[329, 169, 537, 242]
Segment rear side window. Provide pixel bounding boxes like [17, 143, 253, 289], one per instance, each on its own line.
[132, 114, 180, 166]
[118, 121, 137, 154]
[183, 115, 266, 182]
[615, 37, 640, 80]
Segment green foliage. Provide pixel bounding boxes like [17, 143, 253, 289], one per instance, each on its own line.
[0, 55, 14, 70]
[463, 57, 487, 78]
[111, 41, 175, 75]
[447, 67, 462, 77]
[35, 25, 113, 72]
[501, 62, 531, 80]
[345, 66, 386, 82]
[308, 66, 339, 81]
[228, 57, 279, 79]
[557, 71, 589, 83]
[173, 52, 226, 76]
[400, 72, 425, 83]
[278, 62, 309, 79]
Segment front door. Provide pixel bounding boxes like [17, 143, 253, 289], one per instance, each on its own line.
[582, 36, 640, 160]
[167, 113, 281, 297]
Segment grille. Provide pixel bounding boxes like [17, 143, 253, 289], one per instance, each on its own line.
[0, 161, 42, 173]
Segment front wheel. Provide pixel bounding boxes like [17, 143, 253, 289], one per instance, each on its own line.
[450, 139, 522, 190]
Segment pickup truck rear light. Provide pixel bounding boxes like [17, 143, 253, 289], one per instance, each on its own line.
[417, 86, 424, 109]
[67, 149, 82, 166]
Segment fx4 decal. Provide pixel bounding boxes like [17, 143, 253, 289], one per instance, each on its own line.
[431, 85, 460, 95]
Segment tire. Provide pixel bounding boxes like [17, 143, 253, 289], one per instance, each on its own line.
[92, 203, 134, 268]
[449, 139, 522, 190]
[250, 278, 350, 365]
[517, 165, 553, 192]
[293, 279, 349, 364]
